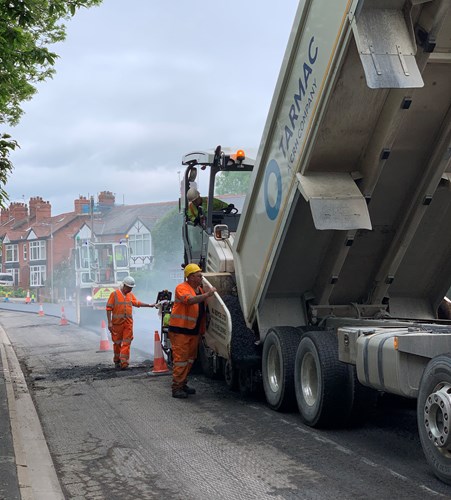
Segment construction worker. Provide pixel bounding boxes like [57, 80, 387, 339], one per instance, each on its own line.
[168, 263, 217, 398]
[186, 188, 230, 225]
[106, 276, 155, 370]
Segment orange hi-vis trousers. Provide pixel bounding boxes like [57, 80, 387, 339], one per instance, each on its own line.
[111, 322, 133, 368]
[169, 332, 200, 392]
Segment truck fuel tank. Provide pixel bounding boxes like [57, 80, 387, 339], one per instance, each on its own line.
[338, 326, 451, 399]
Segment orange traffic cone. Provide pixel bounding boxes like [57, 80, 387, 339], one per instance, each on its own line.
[97, 320, 112, 352]
[38, 304, 44, 317]
[150, 331, 170, 375]
[60, 306, 68, 326]
[25, 290, 31, 304]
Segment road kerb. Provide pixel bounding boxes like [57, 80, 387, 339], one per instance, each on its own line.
[0, 325, 65, 500]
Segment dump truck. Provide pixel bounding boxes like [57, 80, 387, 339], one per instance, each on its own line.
[73, 240, 130, 325]
[179, 0, 451, 484]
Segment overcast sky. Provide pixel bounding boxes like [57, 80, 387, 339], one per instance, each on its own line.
[6, 0, 298, 215]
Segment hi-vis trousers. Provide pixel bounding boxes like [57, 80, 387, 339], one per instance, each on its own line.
[168, 332, 199, 392]
[111, 322, 133, 368]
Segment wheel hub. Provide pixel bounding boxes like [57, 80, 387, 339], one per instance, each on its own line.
[267, 345, 280, 393]
[423, 382, 451, 449]
[301, 352, 318, 407]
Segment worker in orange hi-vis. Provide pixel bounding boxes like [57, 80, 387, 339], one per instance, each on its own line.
[168, 263, 217, 398]
[106, 276, 155, 370]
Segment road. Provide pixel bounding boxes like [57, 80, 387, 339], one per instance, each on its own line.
[1, 309, 451, 499]
[0, 299, 160, 358]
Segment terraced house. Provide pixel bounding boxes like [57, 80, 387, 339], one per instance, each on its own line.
[0, 192, 176, 300]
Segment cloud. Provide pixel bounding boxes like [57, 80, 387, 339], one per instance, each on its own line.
[6, 0, 298, 213]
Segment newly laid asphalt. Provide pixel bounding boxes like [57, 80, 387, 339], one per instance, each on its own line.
[0, 300, 156, 500]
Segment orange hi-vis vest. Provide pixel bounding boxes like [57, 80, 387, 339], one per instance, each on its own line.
[106, 289, 142, 325]
[169, 282, 205, 335]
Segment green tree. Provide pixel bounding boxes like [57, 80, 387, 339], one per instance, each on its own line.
[0, 0, 103, 207]
[215, 171, 251, 195]
[51, 256, 75, 299]
[152, 208, 184, 266]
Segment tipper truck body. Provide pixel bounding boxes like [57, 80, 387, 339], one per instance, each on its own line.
[179, 0, 451, 483]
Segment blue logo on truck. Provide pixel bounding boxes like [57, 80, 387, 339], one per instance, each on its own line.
[264, 159, 282, 220]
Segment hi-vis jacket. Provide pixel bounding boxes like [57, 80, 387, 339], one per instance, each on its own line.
[106, 289, 143, 325]
[169, 282, 206, 335]
[187, 198, 229, 222]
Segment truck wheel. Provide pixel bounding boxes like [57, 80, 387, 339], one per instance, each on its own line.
[224, 359, 238, 391]
[262, 327, 301, 411]
[417, 354, 451, 485]
[294, 331, 353, 427]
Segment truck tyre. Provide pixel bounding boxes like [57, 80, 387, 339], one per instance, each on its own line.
[417, 354, 451, 485]
[262, 327, 301, 411]
[294, 330, 353, 428]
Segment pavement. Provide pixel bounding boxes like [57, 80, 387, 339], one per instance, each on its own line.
[0, 324, 64, 500]
[0, 337, 20, 500]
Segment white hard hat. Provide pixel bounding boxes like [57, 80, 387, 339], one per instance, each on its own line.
[123, 276, 135, 288]
[187, 187, 200, 203]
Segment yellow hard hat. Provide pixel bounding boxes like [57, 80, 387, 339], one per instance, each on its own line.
[184, 263, 202, 278]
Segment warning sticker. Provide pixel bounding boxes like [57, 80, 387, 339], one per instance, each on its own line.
[93, 287, 116, 300]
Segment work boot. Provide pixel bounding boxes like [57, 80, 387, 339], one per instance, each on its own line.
[183, 385, 196, 395]
[120, 365, 128, 371]
[172, 389, 188, 399]
[114, 362, 120, 369]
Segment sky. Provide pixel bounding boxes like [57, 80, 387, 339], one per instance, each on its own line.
[5, 0, 299, 215]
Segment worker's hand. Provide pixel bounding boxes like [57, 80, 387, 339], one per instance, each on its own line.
[148, 303, 156, 308]
[206, 287, 217, 298]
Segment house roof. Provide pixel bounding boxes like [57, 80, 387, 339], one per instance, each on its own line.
[1, 212, 88, 242]
[92, 201, 178, 236]
[0, 200, 179, 243]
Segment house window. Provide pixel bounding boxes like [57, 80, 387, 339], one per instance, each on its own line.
[23, 243, 27, 261]
[30, 240, 46, 261]
[128, 233, 151, 256]
[30, 265, 46, 286]
[5, 244, 18, 262]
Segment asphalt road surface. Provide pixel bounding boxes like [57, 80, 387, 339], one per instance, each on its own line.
[0, 299, 160, 358]
[1, 310, 451, 499]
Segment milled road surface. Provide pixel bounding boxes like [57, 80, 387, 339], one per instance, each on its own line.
[1, 310, 451, 499]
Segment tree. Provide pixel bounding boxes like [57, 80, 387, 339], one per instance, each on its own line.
[152, 208, 184, 266]
[215, 171, 251, 195]
[0, 0, 103, 207]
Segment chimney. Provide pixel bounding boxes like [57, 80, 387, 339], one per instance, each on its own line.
[29, 196, 44, 219]
[9, 202, 28, 221]
[98, 191, 115, 208]
[74, 196, 90, 214]
[1, 208, 11, 225]
[35, 200, 51, 221]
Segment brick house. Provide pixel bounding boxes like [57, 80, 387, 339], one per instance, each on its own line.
[0, 192, 177, 300]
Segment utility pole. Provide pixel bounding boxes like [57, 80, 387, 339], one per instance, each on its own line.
[90, 196, 95, 241]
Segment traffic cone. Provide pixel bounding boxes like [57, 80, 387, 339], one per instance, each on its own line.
[59, 306, 68, 326]
[38, 304, 44, 316]
[25, 290, 31, 304]
[150, 331, 170, 375]
[97, 320, 112, 352]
